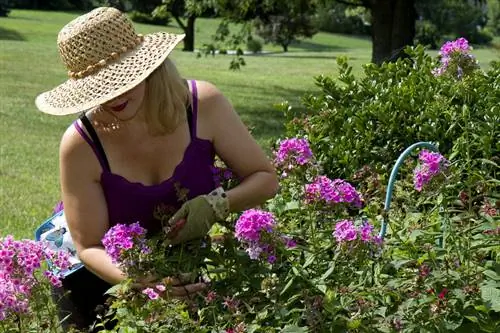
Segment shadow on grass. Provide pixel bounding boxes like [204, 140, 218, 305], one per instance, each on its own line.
[0, 26, 25, 41]
[289, 40, 349, 53]
[266, 54, 345, 60]
[228, 83, 313, 141]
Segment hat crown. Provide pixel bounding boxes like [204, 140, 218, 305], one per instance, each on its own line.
[57, 7, 139, 73]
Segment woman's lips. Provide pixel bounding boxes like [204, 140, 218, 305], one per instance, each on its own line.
[110, 101, 128, 112]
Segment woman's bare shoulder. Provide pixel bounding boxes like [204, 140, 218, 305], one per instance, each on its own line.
[59, 121, 101, 179]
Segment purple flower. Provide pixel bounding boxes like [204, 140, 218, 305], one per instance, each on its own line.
[305, 176, 363, 207]
[333, 220, 379, 244]
[281, 236, 297, 249]
[439, 37, 470, 57]
[433, 38, 478, 78]
[142, 288, 159, 300]
[359, 222, 374, 242]
[211, 166, 235, 187]
[413, 150, 448, 191]
[0, 236, 71, 319]
[235, 209, 276, 243]
[333, 220, 357, 242]
[274, 138, 313, 168]
[235, 210, 277, 261]
[102, 222, 149, 266]
[245, 244, 263, 259]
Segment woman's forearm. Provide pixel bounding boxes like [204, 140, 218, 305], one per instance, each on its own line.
[79, 246, 126, 285]
[226, 170, 278, 213]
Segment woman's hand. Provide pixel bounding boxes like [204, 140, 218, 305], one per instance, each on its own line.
[134, 273, 206, 299]
[165, 187, 229, 244]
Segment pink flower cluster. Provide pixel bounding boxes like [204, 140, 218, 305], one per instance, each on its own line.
[305, 176, 363, 207]
[235, 209, 277, 262]
[142, 284, 166, 300]
[439, 37, 470, 57]
[333, 220, 381, 244]
[413, 150, 448, 192]
[274, 138, 313, 168]
[102, 222, 150, 267]
[432, 38, 477, 78]
[0, 236, 71, 320]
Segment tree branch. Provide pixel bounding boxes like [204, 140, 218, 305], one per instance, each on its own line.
[173, 15, 186, 31]
[333, 0, 371, 8]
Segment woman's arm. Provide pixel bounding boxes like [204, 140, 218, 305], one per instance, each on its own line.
[59, 126, 125, 285]
[198, 81, 279, 211]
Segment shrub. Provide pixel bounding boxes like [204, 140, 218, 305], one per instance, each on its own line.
[314, 2, 371, 35]
[246, 37, 263, 53]
[486, 0, 500, 35]
[415, 20, 441, 49]
[281, 43, 499, 183]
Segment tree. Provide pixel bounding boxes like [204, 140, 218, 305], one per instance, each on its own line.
[0, 0, 10, 17]
[158, 0, 213, 51]
[253, 1, 318, 52]
[328, 0, 417, 64]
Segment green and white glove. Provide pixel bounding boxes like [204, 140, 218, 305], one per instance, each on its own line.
[166, 187, 230, 244]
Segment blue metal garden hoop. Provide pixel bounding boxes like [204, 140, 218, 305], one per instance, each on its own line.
[378, 142, 440, 240]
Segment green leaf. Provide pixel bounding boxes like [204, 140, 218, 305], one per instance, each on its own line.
[280, 277, 295, 296]
[483, 270, 500, 281]
[347, 319, 362, 329]
[285, 201, 300, 211]
[374, 306, 387, 318]
[320, 264, 335, 280]
[480, 284, 500, 312]
[464, 315, 479, 323]
[281, 324, 309, 333]
[303, 253, 316, 269]
[316, 284, 327, 294]
[410, 230, 425, 242]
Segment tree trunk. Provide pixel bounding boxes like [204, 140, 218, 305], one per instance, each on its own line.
[370, 0, 416, 64]
[282, 43, 288, 52]
[184, 15, 196, 52]
[173, 15, 196, 52]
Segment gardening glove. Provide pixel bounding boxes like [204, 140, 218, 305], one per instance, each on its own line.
[165, 187, 229, 245]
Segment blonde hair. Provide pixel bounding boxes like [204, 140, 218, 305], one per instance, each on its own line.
[144, 58, 190, 135]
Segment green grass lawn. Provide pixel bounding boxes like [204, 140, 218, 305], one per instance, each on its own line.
[0, 10, 498, 239]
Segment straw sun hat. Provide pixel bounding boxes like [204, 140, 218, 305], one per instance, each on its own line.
[35, 7, 185, 115]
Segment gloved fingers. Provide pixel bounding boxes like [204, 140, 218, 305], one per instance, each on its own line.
[166, 218, 186, 239]
[163, 205, 188, 234]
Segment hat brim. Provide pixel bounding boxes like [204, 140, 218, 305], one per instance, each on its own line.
[35, 32, 185, 115]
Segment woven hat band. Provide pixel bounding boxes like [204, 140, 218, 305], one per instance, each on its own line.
[57, 7, 141, 75]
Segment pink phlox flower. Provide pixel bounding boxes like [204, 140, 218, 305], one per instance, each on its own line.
[359, 222, 374, 242]
[235, 209, 276, 243]
[155, 284, 166, 292]
[142, 288, 159, 300]
[102, 222, 149, 265]
[205, 290, 217, 304]
[281, 235, 297, 249]
[274, 138, 313, 167]
[333, 220, 357, 242]
[439, 37, 470, 57]
[413, 150, 448, 191]
[305, 176, 362, 207]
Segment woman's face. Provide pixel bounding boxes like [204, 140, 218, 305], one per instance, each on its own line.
[101, 81, 146, 120]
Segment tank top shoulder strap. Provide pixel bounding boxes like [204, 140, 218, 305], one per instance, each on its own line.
[188, 79, 198, 138]
[73, 113, 111, 172]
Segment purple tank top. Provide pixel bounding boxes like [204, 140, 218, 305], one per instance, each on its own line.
[74, 80, 217, 235]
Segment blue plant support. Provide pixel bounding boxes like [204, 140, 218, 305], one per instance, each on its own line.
[379, 142, 440, 241]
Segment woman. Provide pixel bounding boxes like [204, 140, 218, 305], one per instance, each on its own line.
[35, 7, 278, 331]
